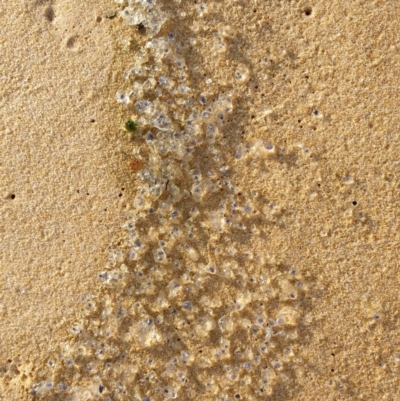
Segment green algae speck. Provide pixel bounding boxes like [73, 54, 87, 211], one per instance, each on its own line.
[124, 119, 137, 132]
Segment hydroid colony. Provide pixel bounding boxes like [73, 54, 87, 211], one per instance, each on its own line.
[30, 1, 306, 399]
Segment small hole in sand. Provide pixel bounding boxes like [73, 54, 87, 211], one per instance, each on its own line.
[44, 6, 55, 22]
[66, 36, 77, 48]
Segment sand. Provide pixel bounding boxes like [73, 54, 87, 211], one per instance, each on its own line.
[0, 0, 135, 398]
[1, 0, 400, 400]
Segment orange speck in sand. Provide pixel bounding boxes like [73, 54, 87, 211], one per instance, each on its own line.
[128, 158, 144, 173]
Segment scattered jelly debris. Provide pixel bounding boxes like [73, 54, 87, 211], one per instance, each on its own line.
[29, 1, 307, 399]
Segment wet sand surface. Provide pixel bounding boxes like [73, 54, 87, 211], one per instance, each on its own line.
[1, 1, 400, 400]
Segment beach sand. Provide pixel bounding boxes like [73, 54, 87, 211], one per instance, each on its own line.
[1, 0, 400, 399]
[0, 0, 136, 398]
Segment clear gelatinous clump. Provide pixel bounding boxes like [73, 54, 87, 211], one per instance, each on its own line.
[29, 1, 306, 400]
[120, 0, 168, 37]
[234, 64, 250, 83]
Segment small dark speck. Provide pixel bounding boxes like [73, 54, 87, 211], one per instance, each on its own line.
[352, 201, 357, 206]
[44, 6, 55, 22]
[312, 109, 319, 115]
[66, 36, 77, 48]
[99, 385, 104, 393]
[9, 194, 15, 199]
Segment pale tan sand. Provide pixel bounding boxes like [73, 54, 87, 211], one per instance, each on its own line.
[0, 0, 136, 398]
[2, 0, 400, 400]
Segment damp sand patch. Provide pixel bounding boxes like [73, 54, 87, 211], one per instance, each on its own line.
[9, 0, 400, 400]
[28, 1, 307, 400]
